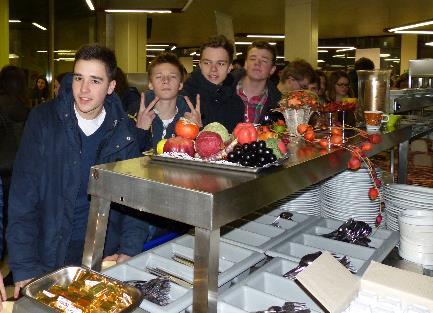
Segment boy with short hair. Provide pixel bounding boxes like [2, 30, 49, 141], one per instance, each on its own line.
[135, 52, 201, 149]
[183, 35, 244, 132]
[233, 41, 281, 124]
[7, 44, 148, 297]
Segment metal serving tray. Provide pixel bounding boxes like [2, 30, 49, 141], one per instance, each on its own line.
[151, 153, 288, 174]
[22, 266, 144, 313]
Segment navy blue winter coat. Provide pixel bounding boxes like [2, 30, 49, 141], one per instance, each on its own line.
[6, 74, 148, 282]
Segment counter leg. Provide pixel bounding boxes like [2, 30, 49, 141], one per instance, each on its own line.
[397, 140, 409, 184]
[193, 227, 220, 313]
[81, 196, 111, 271]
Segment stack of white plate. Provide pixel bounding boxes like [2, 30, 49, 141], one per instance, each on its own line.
[267, 183, 321, 216]
[399, 209, 433, 266]
[320, 168, 381, 225]
[383, 184, 433, 231]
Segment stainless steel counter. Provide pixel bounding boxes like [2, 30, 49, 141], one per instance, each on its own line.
[81, 125, 412, 313]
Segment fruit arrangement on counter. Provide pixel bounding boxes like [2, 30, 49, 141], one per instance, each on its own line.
[155, 118, 289, 168]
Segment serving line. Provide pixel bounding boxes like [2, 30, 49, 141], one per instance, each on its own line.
[80, 125, 411, 313]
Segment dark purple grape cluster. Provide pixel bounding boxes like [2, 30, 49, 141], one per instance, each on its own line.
[227, 141, 277, 167]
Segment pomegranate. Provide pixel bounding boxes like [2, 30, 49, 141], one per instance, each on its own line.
[195, 131, 224, 158]
[347, 157, 361, 170]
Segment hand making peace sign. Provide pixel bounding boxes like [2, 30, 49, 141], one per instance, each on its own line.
[136, 92, 160, 130]
[184, 94, 202, 128]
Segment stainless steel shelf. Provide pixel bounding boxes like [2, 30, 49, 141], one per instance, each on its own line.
[81, 125, 412, 313]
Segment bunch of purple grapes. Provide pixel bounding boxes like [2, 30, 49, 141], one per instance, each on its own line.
[227, 141, 277, 167]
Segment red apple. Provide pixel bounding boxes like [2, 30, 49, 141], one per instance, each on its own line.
[369, 134, 382, 144]
[319, 138, 329, 148]
[331, 127, 342, 136]
[163, 136, 195, 157]
[369, 187, 379, 200]
[277, 140, 288, 154]
[347, 157, 361, 170]
[304, 130, 316, 142]
[330, 134, 343, 145]
[297, 123, 309, 135]
[361, 141, 373, 151]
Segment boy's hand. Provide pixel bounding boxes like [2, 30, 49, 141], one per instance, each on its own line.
[136, 92, 159, 130]
[14, 278, 32, 299]
[184, 94, 202, 128]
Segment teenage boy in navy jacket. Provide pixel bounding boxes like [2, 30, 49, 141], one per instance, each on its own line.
[7, 44, 148, 297]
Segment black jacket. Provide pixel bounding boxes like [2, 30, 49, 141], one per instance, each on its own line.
[182, 69, 244, 132]
[231, 69, 282, 124]
[6, 74, 148, 282]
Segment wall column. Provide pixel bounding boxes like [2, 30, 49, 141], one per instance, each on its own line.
[400, 34, 417, 74]
[113, 14, 147, 73]
[0, 0, 9, 67]
[284, 0, 318, 67]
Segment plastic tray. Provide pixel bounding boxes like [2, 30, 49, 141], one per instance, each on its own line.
[103, 263, 192, 313]
[266, 216, 399, 275]
[150, 237, 266, 288]
[218, 210, 319, 253]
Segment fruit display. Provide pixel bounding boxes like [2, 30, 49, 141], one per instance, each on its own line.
[157, 120, 289, 169]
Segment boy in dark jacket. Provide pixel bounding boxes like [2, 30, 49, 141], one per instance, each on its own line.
[182, 35, 244, 132]
[135, 52, 201, 150]
[7, 44, 148, 297]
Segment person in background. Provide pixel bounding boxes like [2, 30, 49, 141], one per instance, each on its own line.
[315, 69, 328, 103]
[31, 75, 49, 106]
[53, 72, 69, 98]
[114, 67, 140, 113]
[0, 177, 6, 309]
[395, 72, 409, 89]
[231, 58, 244, 72]
[328, 70, 356, 126]
[277, 59, 316, 94]
[135, 52, 200, 150]
[348, 57, 375, 97]
[182, 35, 244, 132]
[233, 41, 281, 124]
[7, 44, 149, 298]
[327, 70, 354, 103]
[0, 65, 30, 205]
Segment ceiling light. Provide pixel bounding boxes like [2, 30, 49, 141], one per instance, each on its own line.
[193, 60, 200, 63]
[190, 52, 196, 56]
[380, 53, 391, 57]
[247, 34, 285, 39]
[234, 41, 276, 45]
[32, 22, 47, 30]
[55, 58, 75, 62]
[9, 20, 21, 23]
[9, 54, 19, 59]
[171, 46, 176, 51]
[394, 30, 433, 34]
[105, 9, 172, 13]
[37, 50, 48, 53]
[332, 54, 345, 58]
[276, 56, 285, 59]
[146, 48, 165, 51]
[236, 52, 242, 55]
[317, 60, 325, 63]
[318, 50, 328, 53]
[426, 42, 433, 46]
[318, 46, 356, 49]
[388, 19, 433, 32]
[146, 55, 156, 57]
[385, 58, 400, 61]
[85, 0, 95, 11]
[336, 47, 356, 52]
[147, 44, 169, 47]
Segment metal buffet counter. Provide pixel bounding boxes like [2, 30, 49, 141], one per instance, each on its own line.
[74, 126, 412, 313]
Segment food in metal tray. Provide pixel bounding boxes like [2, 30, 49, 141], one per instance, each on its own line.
[34, 269, 135, 312]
